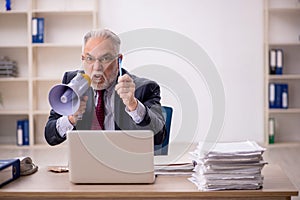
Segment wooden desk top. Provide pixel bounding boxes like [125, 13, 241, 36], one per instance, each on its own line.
[0, 145, 298, 200]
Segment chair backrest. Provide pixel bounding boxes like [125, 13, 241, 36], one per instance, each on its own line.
[154, 106, 173, 156]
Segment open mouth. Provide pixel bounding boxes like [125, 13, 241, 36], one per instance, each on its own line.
[92, 74, 104, 83]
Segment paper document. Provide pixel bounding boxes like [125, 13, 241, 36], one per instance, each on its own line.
[155, 162, 194, 176]
[189, 141, 267, 191]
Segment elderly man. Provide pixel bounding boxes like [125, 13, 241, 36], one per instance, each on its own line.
[44, 29, 166, 146]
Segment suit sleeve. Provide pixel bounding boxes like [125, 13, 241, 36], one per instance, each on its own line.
[135, 81, 166, 145]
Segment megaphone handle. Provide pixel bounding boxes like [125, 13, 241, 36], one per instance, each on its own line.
[76, 95, 86, 121]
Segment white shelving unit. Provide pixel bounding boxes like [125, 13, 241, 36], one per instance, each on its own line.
[264, 0, 300, 145]
[0, 0, 98, 145]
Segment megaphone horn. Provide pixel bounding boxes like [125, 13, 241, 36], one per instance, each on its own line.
[48, 72, 91, 116]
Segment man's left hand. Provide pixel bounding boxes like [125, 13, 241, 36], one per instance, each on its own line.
[115, 74, 137, 111]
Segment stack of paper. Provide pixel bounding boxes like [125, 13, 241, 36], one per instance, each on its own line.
[189, 141, 267, 191]
[0, 57, 18, 77]
[155, 162, 195, 176]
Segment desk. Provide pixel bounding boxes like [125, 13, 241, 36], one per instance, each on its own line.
[0, 145, 298, 200]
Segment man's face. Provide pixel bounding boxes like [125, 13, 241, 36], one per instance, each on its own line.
[82, 37, 119, 90]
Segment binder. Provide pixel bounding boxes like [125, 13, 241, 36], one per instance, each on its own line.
[274, 84, 282, 108]
[32, 17, 44, 43]
[269, 49, 284, 75]
[269, 83, 276, 108]
[275, 49, 283, 75]
[5, 0, 11, 11]
[268, 118, 275, 144]
[269, 49, 276, 74]
[281, 84, 288, 109]
[16, 120, 23, 146]
[269, 83, 282, 108]
[16, 119, 29, 146]
[269, 83, 288, 109]
[0, 159, 20, 188]
[23, 119, 29, 145]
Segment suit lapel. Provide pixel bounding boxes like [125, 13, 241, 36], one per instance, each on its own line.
[114, 90, 124, 130]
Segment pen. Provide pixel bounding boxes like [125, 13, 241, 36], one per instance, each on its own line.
[118, 57, 122, 76]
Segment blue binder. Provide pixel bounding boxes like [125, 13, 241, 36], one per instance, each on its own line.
[23, 119, 29, 145]
[269, 83, 288, 109]
[275, 49, 283, 75]
[269, 49, 284, 75]
[16, 119, 29, 145]
[269, 83, 279, 108]
[274, 84, 282, 108]
[0, 159, 20, 187]
[32, 18, 44, 43]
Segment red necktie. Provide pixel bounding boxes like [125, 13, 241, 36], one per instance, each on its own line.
[96, 90, 105, 129]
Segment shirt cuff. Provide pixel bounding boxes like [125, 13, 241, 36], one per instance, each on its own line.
[125, 100, 146, 124]
[56, 116, 74, 138]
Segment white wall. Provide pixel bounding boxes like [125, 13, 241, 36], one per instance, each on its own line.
[98, 0, 264, 143]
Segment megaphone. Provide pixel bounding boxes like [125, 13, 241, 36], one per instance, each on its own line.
[48, 72, 91, 116]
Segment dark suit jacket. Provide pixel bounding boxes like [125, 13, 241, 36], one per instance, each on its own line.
[44, 69, 166, 146]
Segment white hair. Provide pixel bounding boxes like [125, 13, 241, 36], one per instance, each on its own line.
[82, 29, 121, 54]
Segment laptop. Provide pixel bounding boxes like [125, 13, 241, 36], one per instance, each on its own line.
[67, 130, 155, 184]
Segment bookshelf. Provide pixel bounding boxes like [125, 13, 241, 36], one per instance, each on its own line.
[0, 0, 98, 145]
[264, 0, 300, 145]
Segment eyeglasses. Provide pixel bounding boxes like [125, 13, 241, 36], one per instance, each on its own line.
[82, 54, 118, 66]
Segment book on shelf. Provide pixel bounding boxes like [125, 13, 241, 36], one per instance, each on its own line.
[0, 158, 20, 188]
[32, 17, 44, 43]
[16, 119, 29, 146]
[269, 83, 288, 109]
[269, 49, 284, 75]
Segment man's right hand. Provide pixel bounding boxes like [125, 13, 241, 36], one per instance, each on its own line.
[68, 96, 88, 125]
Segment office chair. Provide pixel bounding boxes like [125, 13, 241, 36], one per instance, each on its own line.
[154, 106, 173, 156]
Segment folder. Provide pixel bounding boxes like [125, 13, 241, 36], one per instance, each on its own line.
[32, 17, 44, 43]
[269, 49, 276, 74]
[23, 119, 29, 145]
[0, 159, 20, 188]
[16, 120, 23, 146]
[274, 84, 283, 108]
[275, 49, 283, 75]
[268, 118, 275, 144]
[269, 83, 288, 109]
[16, 119, 29, 146]
[281, 84, 288, 109]
[269, 83, 276, 108]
